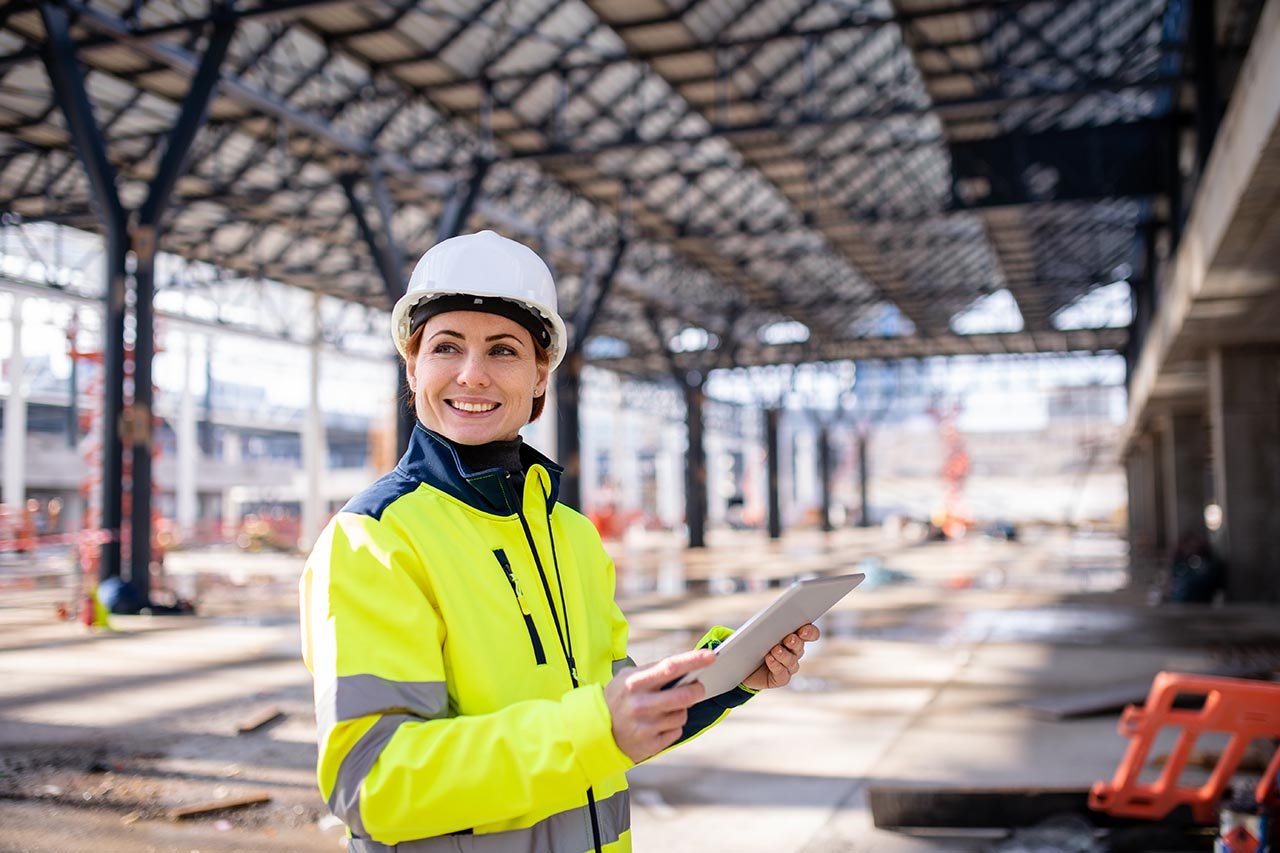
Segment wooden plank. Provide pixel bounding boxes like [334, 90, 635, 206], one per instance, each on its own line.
[235, 707, 284, 734]
[169, 792, 271, 820]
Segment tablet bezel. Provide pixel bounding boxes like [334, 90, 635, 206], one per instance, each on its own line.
[676, 572, 864, 698]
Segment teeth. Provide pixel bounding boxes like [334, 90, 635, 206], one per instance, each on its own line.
[451, 401, 498, 413]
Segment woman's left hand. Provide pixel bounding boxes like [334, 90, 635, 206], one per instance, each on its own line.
[741, 623, 820, 691]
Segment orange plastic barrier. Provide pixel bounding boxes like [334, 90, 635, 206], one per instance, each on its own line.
[1089, 672, 1280, 824]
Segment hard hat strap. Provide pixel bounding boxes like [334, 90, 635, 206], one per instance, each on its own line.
[409, 294, 553, 349]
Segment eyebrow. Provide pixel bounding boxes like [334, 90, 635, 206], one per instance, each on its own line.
[429, 329, 523, 344]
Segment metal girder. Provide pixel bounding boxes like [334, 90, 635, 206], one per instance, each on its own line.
[0, 0, 350, 72]
[949, 121, 1173, 210]
[38, 1, 128, 586]
[340, 163, 414, 455]
[751, 328, 1129, 365]
[557, 238, 628, 510]
[435, 159, 490, 245]
[129, 4, 238, 604]
[586, 0, 931, 334]
[570, 239, 627, 357]
[340, 169, 405, 307]
[497, 73, 1182, 164]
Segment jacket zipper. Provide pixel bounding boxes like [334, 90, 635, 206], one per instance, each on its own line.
[515, 492, 604, 853]
[493, 548, 546, 665]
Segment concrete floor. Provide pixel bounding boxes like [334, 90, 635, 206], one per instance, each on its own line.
[0, 526, 1276, 852]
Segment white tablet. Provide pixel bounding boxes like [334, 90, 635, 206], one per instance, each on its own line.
[674, 573, 864, 699]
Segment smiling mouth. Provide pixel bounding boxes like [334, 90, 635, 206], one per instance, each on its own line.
[448, 400, 500, 413]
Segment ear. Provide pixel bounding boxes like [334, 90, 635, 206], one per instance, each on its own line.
[533, 361, 549, 398]
[404, 355, 418, 393]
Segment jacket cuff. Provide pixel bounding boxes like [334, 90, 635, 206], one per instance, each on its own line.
[563, 683, 635, 784]
[715, 685, 757, 708]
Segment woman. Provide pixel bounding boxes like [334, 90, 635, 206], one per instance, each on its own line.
[300, 230, 819, 853]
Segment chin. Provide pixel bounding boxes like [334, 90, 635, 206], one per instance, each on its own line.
[445, 421, 517, 445]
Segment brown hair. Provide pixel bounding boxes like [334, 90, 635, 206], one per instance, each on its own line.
[404, 324, 551, 424]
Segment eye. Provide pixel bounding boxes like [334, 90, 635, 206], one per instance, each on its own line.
[432, 342, 459, 354]
[490, 344, 517, 356]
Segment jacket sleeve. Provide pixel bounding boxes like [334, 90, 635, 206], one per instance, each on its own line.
[300, 511, 633, 844]
[668, 626, 756, 749]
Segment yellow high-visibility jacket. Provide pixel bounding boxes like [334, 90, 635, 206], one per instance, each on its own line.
[300, 424, 754, 853]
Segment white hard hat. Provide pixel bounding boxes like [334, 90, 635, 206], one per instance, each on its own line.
[391, 230, 568, 372]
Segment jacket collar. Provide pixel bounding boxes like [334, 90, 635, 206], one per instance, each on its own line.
[396, 423, 562, 516]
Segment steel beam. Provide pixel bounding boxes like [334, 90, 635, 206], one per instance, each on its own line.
[855, 427, 870, 528]
[341, 168, 415, 454]
[765, 407, 782, 540]
[0, 0, 346, 72]
[1192, 0, 1220, 174]
[557, 240, 627, 509]
[818, 425, 833, 533]
[435, 159, 491, 245]
[555, 351, 585, 511]
[682, 375, 707, 549]
[129, 6, 236, 604]
[502, 75, 1181, 162]
[39, 1, 127, 586]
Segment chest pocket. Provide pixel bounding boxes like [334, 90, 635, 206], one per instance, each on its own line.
[493, 548, 547, 666]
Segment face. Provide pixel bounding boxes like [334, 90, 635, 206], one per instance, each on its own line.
[406, 311, 548, 445]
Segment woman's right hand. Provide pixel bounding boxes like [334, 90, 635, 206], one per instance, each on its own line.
[604, 649, 714, 762]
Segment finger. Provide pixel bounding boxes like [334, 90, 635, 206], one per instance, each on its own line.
[765, 651, 790, 685]
[770, 644, 798, 669]
[634, 682, 704, 714]
[797, 623, 820, 642]
[781, 633, 806, 659]
[654, 725, 684, 751]
[628, 649, 716, 691]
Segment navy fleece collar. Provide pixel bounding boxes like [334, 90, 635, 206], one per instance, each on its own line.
[396, 423, 562, 516]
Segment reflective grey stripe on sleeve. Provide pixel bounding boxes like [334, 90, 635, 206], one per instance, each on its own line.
[611, 657, 635, 676]
[316, 674, 448, 734]
[328, 713, 413, 839]
[347, 788, 631, 853]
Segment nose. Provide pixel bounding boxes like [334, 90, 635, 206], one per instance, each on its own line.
[456, 352, 490, 387]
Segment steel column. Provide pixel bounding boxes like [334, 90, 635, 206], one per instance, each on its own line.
[558, 240, 626, 509]
[39, 2, 128, 584]
[765, 407, 782, 540]
[1192, 0, 1219, 174]
[682, 374, 707, 549]
[856, 428, 871, 527]
[129, 7, 235, 603]
[341, 168, 413, 454]
[818, 425, 833, 532]
[556, 351, 584, 510]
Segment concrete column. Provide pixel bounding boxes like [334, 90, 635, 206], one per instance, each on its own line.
[793, 422, 816, 520]
[3, 295, 26, 508]
[1158, 411, 1208, 547]
[175, 333, 199, 539]
[1125, 431, 1167, 586]
[612, 404, 641, 513]
[1208, 347, 1280, 602]
[301, 293, 326, 550]
[656, 422, 682, 529]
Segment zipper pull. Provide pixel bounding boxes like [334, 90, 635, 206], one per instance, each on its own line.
[511, 575, 532, 616]
[568, 656, 579, 683]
